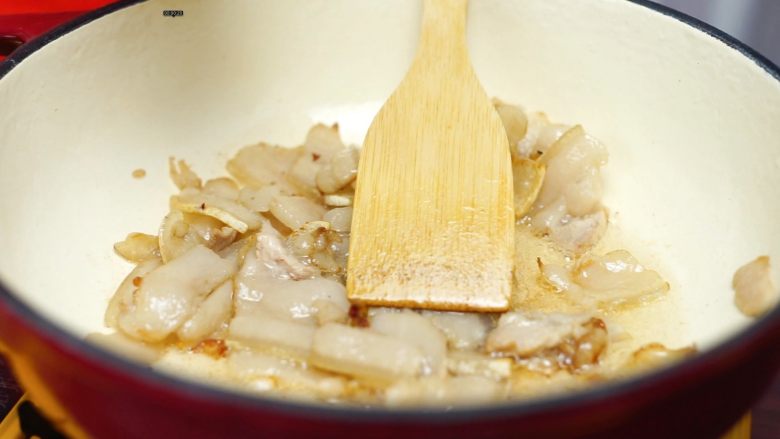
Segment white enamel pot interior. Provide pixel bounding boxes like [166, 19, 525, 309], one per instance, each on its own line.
[0, 0, 778, 438]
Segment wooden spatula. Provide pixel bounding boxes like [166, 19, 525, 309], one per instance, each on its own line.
[347, 0, 514, 312]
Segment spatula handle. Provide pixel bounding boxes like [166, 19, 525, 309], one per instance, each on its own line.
[417, 0, 469, 64]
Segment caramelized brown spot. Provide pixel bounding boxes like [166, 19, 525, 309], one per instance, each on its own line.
[312, 153, 321, 162]
[192, 338, 228, 359]
[512, 318, 608, 373]
[570, 318, 608, 370]
[132, 276, 143, 287]
[200, 202, 206, 210]
[348, 304, 369, 328]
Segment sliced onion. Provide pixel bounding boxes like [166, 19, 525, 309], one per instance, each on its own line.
[512, 158, 545, 217]
[516, 112, 550, 159]
[257, 219, 319, 280]
[238, 185, 280, 213]
[421, 311, 492, 350]
[493, 98, 528, 154]
[171, 191, 262, 233]
[158, 210, 199, 263]
[269, 195, 326, 230]
[371, 311, 447, 375]
[303, 123, 345, 161]
[486, 311, 593, 356]
[226, 143, 301, 189]
[536, 125, 607, 206]
[229, 311, 315, 358]
[177, 280, 234, 343]
[203, 177, 240, 200]
[487, 312, 608, 372]
[315, 148, 358, 194]
[105, 258, 162, 328]
[168, 158, 202, 191]
[323, 207, 352, 233]
[287, 153, 323, 198]
[117, 245, 235, 342]
[536, 123, 571, 153]
[548, 209, 607, 254]
[310, 323, 425, 384]
[574, 249, 669, 305]
[114, 232, 159, 263]
[538, 259, 579, 293]
[256, 277, 349, 325]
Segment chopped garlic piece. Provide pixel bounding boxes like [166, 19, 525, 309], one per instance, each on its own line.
[323, 193, 353, 207]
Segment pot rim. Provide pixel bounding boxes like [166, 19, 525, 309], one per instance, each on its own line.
[0, 0, 779, 424]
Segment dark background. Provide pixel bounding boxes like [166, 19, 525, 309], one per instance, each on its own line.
[655, 0, 780, 65]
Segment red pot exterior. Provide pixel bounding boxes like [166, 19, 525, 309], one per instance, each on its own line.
[1, 295, 779, 439]
[0, 2, 114, 61]
[0, 1, 779, 438]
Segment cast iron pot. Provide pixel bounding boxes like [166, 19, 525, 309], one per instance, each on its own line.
[0, 0, 778, 437]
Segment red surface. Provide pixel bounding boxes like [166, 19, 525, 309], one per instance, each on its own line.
[1, 291, 779, 438]
[0, 1, 114, 15]
[0, 12, 83, 43]
[0, 0, 115, 60]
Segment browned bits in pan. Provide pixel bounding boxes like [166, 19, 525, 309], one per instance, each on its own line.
[192, 339, 229, 359]
[348, 304, 369, 328]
